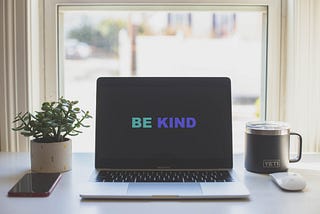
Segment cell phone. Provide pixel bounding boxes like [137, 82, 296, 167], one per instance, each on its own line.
[8, 173, 61, 197]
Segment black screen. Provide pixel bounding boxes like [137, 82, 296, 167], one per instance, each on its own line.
[95, 77, 232, 169]
[8, 173, 61, 194]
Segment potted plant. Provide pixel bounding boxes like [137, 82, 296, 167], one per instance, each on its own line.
[12, 97, 92, 172]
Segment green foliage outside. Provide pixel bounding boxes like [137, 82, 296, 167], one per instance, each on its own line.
[255, 98, 260, 118]
[69, 19, 127, 56]
[98, 20, 127, 54]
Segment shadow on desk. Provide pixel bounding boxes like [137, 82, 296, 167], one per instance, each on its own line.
[80, 198, 251, 203]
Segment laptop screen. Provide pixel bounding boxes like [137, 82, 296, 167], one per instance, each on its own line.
[95, 77, 232, 169]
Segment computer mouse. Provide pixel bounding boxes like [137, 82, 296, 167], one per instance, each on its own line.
[270, 172, 306, 191]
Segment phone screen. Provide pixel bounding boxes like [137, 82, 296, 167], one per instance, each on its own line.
[8, 173, 61, 197]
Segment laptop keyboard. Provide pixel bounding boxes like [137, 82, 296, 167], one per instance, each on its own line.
[96, 170, 234, 182]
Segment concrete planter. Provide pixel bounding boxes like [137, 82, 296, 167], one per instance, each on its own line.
[31, 139, 72, 172]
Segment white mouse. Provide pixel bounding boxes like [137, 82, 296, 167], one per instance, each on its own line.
[270, 172, 306, 191]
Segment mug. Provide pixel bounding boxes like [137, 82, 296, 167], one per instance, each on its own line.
[245, 121, 302, 173]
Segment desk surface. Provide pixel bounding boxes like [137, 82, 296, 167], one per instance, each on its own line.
[0, 152, 320, 214]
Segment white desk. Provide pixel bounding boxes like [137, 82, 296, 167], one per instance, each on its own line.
[1, 152, 320, 214]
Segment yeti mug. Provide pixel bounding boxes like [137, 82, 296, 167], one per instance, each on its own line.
[245, 121, 302, 173]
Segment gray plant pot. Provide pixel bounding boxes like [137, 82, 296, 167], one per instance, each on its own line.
[30, 139, 72, 172]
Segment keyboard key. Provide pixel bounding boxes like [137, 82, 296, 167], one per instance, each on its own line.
[96, 170, 233, 183]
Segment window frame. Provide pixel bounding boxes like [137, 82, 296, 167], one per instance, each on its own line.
[41, 0, 282, 121]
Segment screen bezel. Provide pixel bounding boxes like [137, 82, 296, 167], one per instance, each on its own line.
[95, 77, 233, 169]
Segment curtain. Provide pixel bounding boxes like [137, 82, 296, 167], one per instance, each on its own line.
[0, 0, 29, 152]
[283, 0, 320, 152]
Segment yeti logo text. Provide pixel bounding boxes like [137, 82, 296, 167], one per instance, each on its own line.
[131, 117, 197, 129]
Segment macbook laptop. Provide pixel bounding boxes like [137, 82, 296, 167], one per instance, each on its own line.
[80, 77, 249, 199]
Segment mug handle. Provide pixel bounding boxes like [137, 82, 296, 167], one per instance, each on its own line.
[289, 132, 302, 163]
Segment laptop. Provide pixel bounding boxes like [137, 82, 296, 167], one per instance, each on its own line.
[80, 77, 249, 199]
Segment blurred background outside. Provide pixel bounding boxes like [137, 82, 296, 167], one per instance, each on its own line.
[59, 10, 265, 153]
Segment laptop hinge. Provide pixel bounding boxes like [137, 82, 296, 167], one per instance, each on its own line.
[97, 168, 232, 171]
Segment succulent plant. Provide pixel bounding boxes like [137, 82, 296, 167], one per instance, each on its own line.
[12, 97, 92, 143]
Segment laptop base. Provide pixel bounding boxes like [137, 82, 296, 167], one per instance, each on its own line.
[80, 177, 249, 199]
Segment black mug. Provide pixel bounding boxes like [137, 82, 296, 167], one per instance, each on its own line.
[245, 121, 302, 173]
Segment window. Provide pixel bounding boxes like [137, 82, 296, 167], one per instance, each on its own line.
[43, 1, 282, 153]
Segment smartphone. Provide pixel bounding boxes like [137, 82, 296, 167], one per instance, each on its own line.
[8, 173, 61, 197]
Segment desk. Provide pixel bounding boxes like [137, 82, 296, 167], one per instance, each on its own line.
[0, 153, 320, 214]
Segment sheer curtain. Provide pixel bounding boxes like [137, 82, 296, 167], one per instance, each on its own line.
[0, 0, 29, 152]
[283, 0, 320, 152]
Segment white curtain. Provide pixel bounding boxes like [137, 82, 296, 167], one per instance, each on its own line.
[0, 0, 29, 152]
[283, 0, 320, 152]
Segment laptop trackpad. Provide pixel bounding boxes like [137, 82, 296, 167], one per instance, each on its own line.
[127, 183, 202, 196]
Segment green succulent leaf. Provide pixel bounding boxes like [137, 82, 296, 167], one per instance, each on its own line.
[12, 97, 91, 143]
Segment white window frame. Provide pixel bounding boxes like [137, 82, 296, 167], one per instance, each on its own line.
[41, 0, 282, 121]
